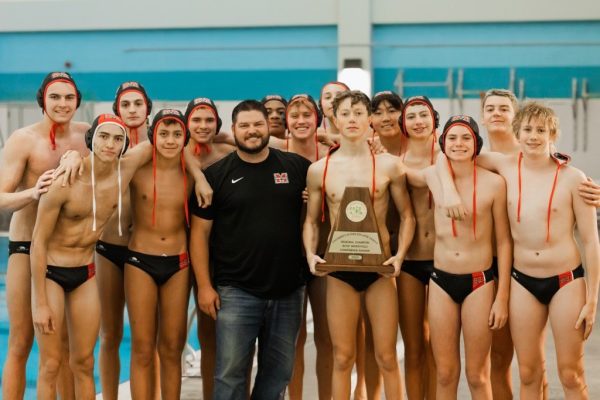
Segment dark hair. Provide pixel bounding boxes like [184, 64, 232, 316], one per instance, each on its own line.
[371, 91, 403, 112]
[332, 90, 371, 117]
[161, 118, 180, 126]
[232, 100, 268, 124]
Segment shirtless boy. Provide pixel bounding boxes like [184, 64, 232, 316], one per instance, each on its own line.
[261, 94, 288, 139]
[30, 114, 130, 399]
[396, 95, 441, 399]
[459, 89, 600, 399]
[0, 72, 89, 399]
[282, 93, 332, 400]
[407, 115, 511, 399]
[442, 103, 599, 399]
[125, 109, 195, 400]
[184, 97, 235, 400]
[278, 94, 330, 162]
[360, 90, 406, 399]
[371, 91, 404, 156]
[317, 81, 350, 143]
[96, 81, 153, 400]
[304, 90, 415, 400]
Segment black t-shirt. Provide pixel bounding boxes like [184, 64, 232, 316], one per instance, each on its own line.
[191, 149, 310, 299]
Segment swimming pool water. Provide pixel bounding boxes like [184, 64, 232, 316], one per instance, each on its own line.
[0, 236, 200, 399]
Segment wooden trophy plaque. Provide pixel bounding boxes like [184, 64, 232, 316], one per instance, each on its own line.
[316, 187, 393, 273]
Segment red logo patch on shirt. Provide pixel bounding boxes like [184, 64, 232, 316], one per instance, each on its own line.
[274, 173, 289, 184]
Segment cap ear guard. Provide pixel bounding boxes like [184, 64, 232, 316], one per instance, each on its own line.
[216, 115, 223, 134]
[85, 126, 94, 151]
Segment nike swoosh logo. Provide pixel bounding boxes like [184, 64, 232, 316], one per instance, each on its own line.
[231, 177, 244, 184]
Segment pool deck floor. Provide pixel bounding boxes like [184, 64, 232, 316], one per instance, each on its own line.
[98, 308, 600, 399]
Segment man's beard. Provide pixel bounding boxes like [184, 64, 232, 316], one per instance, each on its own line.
[235, 134, 269, 154]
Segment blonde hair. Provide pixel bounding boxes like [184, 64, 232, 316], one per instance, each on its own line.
[482, 89, 519, 112]
[287, 97, 316, 113]
[512, 101, 560, 140]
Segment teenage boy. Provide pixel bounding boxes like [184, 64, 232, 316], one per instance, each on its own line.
[304, 90, 415, 400]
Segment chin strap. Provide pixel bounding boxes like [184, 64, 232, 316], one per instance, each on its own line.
[194, 143, 211, 155]
[49, 122, 59, 150]
[517, 152, 568, 242]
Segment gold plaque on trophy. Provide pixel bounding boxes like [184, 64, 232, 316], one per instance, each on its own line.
[317, 187, 392, 273]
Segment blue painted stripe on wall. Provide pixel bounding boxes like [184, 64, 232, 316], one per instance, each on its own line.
[2, 67, 597, 101]
[373, 21, 600, 68]
[374, 67, 600, 98]
[0, 70, 338, 101]
[0, 26, 337, 73]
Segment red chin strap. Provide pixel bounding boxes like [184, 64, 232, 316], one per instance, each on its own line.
[516, 152, 566, 242]
[49, 123, 59, 150]
[129, 128, 139, 147]
[126, 118, 148, 147]
[446, 157, 477, 239]
[43, 79, 77, 150]
[125, 118, 147, 148]
[321, 145, 376, 223]
[194, 143, 212, 155]
[151, 119, 190, 228]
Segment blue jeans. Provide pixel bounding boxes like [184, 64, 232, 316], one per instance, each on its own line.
[213, 285, 305, 400]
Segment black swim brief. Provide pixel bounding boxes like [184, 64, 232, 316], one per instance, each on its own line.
[96, 240, 128, 270]
[511, 265, 584, 305]
[401, 260, 433, 286]
[430, 266, 494, 304]
[46, 264, 96, 293]
[8, 241, 31, 256]
[330, 271, 381, 292]
[126, 249, 189, 286]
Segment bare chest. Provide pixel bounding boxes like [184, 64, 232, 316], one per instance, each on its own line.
[23, 137, 87, 187]
[505, 168, 571, 228]
[131, 167, 187, 209]
[63, 181, 118, 223]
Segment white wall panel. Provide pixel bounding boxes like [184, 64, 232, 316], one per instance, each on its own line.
[0, 0, 337, 32]
[373, 0, 600, 24]
[4, 0, 600, 33]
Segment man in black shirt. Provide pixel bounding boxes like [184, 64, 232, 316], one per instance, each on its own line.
[190, 100, 310, 400]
